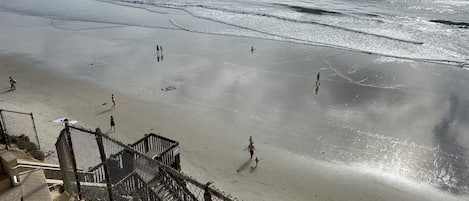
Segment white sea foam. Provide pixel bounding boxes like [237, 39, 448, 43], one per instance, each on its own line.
[0, 0, 468, 66]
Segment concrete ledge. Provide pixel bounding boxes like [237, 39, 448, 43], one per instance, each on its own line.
[0, 185, 21, 200]
[0, 174, 10, 193]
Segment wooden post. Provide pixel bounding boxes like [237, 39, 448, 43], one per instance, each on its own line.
[95, 128, 114, 201]
[65, 125, 83, 200]
[144, 134, 149, 153]
[173, 145, 181, 171]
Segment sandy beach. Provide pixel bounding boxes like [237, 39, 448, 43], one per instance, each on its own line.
[1, 9, 469, 201]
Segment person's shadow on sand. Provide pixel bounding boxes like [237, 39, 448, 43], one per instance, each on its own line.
[236, 159, 252, 173]
[249, 166, 257, 173]
[96, 108, 113, 115]
[0, 90, 10, 95]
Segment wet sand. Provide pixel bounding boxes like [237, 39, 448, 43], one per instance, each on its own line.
[1, 11, 469, 201]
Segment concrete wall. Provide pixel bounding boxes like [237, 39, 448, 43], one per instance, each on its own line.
[0, 151, 18, 192]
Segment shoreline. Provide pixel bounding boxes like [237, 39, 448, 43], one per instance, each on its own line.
[1, 10, 469, 201]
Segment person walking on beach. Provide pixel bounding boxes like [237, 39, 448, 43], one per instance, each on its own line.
[9, 76, 16, 91]
[248, 142, 256, 160]
[111, 94, 116, 109]
[110, 116, 115, 132]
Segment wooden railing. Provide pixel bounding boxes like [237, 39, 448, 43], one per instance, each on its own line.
[131, 133, 180, 170]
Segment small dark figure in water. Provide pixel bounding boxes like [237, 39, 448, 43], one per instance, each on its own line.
[315, 85, 319, 95]
[315, 72, 321, 87]
[251, 46, 254, 53]
[156, 45, 159, 52]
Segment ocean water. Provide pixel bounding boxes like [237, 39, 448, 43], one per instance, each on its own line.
[0, 0, 468, 66]
[1, 0, 469, 198]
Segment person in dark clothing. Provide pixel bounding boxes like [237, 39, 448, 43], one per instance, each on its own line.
[248, 142, 256, 160]
[110, 116, 115, 132]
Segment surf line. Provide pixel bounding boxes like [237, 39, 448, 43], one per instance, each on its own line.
[176, 2, 424, 45]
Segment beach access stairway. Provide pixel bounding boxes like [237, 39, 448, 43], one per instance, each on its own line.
[81, 133, 190, 200]
[130, 133, 181, 170]
[86, 155, 192, 201]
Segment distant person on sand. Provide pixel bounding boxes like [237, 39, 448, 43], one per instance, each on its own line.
[9, 76, 16, 91]
[248, 142, 256, 160]
[112, 94, 116, 108]
[156, 45, 159, 52]
[110, 116, 115, 132]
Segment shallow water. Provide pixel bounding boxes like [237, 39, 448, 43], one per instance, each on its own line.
[1, 0, 468, 65]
